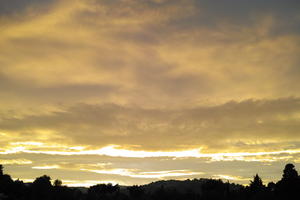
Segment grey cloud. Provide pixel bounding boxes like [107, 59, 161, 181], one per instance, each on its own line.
[131, 58, 213, 98]
[195, 0, 300, 20]
[0, 73, 119, 103]
[0, 0, 55, 16]
[82, 0, 300, 40]
[193, 0, 300, 34]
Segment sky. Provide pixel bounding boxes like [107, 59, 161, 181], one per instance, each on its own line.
[0, 0, 300, 186]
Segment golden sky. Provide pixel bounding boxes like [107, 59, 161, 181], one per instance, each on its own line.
[0, 0, 300, 186]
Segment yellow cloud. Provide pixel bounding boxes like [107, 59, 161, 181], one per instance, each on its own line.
[1, 144, 299, 164]
[0, 159, 32, 165]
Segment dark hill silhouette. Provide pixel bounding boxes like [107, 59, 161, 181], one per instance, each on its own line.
[0, 163, 299, 200]
[143, 179, 243, 194]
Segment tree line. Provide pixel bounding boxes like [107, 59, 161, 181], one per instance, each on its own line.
[0, 163, 299, 200]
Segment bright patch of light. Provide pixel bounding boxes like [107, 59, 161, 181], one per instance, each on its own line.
[32, 165, 60, 169]
[1, 144, 300, 163]
[213, 175, 248, 181]
[14, 178, 34, 183]
[82, 168, 203, 179]
[63, 180, 119, 187]
[68, 146, 86, 151]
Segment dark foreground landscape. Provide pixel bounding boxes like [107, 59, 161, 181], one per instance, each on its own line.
[0, 164, 299, 200]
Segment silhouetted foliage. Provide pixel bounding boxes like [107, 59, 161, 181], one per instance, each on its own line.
[53, 179, 62, 187]
[31, 175, 52, 200]
[250, 174, 264, 190]
[282, 163, 298, 180]
[127, 185, 144, 199]
[0, 165, 3, 176]
[275, 163, 300, 200]
[0, 163, 299, 200]
[246, 174, 269, 200]
[249, 174, 264, 194]
[87, 183, 119, 200]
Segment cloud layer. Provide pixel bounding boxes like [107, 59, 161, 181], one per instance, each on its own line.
[0, 0, 300, 185]
[1, 98, 300, 152]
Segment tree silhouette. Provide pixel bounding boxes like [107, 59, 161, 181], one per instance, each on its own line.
[32, 175, 53, 200]
[88, 183, 120, 200]
[248, 174, 267, 200]
[33, 175, 52, 188]
[0, 165, 14, 198]
[249, 174, 264, 191]
[282, 163, 298, 180]
[276, 163, 300, 200]
[0, 164, 3, 176]
[54, 179, 62, 187]
[127, 185, 144, 199]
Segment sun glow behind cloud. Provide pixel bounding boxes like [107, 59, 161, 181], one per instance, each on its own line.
[1, 144, 300, 163]
[212, 175, 249, 181]
[32, 165, 60, 169]
[62, 180, 119, 187]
